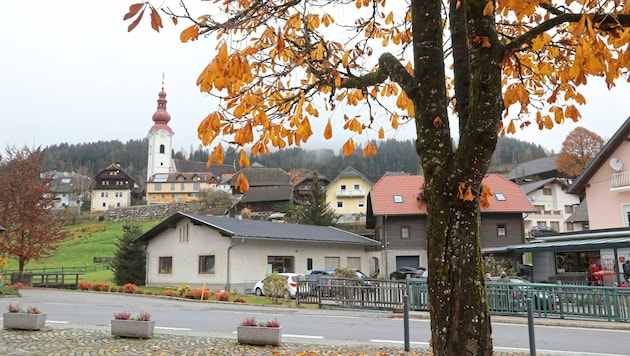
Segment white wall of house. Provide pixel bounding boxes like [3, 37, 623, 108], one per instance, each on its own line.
[524, 181, 580, 234]
[144, 218, 379, 293]
[90, 189, 131, 212]
[585, 141, 630, 229]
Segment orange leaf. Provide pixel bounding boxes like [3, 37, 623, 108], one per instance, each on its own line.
[235, 173, 250, 193]
[482, 1, 494, 16]
[433, 116, 443, 128]
[239, 150, 250, 168]
[180, 24, 199, 43]
[324, 119, 333, 140]
[171, 17, 178, 25]
[507, 120, 516, 134]
[127, 8, 145, 32]
[150, 7, 163, 32]
[378, 127, 385, 139]
[123, 3, 144, 21]
[209, 145, 224, 166]
[342, 138, 355, 156]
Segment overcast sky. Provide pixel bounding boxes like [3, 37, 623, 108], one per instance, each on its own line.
[1, 1, 628, 157]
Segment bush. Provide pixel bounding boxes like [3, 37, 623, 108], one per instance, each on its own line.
[133, 289, 145, 295]
[177, 285, 191, 297]
[162, 289, 178, 297]
[77, 281, 92, 291]
[184, 289, 212, 300]
[122, 283, 138, 293]
[109, 286, 120, 293]
[233, 297, 247, 303]
[97, 284, 111, 292]
[215, 290, 231, 301]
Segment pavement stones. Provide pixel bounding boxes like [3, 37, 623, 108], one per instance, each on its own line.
[0, 326, 532, 356]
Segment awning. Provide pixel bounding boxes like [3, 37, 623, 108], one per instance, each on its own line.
[483, 236, 630, 254]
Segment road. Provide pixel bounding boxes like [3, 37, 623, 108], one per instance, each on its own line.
[3, 289, 630, 355]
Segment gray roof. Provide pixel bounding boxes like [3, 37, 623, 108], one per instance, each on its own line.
[134, 212, 379, 245]
[507, 155, 559, 181]
[565, 200, 588, 223]
[483, 227, 630, 253]
[327, 166, 373, 188]
[230, 167, 290, 186]
[239, 185, 294, 203]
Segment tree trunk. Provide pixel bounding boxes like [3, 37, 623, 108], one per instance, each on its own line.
[426, 181, 493, 355]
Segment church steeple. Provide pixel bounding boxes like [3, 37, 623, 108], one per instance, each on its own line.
[146, 76, 174, 181]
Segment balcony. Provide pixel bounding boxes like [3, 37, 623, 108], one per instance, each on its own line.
[611, 171, 630, 192]
[336, 189, 365, 197]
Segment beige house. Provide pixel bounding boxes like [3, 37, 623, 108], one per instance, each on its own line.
[91, 163, 141, 212]
[325, 166, 373, 223]
[133, 212, 379, 293]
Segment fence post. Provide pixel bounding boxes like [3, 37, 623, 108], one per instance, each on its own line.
[526, 298, 536, 356]
[403, 294, 410, 352]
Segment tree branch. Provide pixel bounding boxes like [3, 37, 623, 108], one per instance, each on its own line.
[342, 53, 415, 95]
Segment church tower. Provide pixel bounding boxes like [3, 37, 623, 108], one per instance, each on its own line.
[146, 82, 174, 181]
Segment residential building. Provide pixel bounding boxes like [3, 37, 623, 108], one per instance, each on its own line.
[90, 163, 141, 212]
[325, 166, 372, 223]
[507, 155, 562, 183]
[133, 212, 380, 292]
[519, 178, 581, 236]
[367, 173, 534, 277]
[43, 171, 91, 211]
[228, 166, 293, 218]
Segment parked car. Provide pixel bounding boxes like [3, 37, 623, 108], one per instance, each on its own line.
[253, 273, 301, 299]
[490, 276, 559, 311]
[304, 269, 375, 296]
[389, 266, 427, 280]
[530, 226, 557, 237]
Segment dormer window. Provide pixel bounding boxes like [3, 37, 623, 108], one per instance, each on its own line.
[495, 193, 506, 201]
[393, 195, 403, 203]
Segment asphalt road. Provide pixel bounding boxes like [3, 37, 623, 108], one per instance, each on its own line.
[3, 288, 630, 355]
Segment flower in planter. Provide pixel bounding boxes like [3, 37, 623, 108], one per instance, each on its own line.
[26, 305, 42, 314]
[113, 311, 131, 320]
[135, 312, 152, 321]
[239, 316, 281, 327]
[7, 303, 22, 313]
[239, 316, 258, 326]
[265, 319, 281, 328]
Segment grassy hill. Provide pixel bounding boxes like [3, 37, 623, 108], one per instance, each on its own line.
[4, 219, 158, 285]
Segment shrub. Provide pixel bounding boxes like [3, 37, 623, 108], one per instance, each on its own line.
[113, 311, 131, 320]
[265, 319, 281, 328]
[144, 290, 153, 295]
[177, 285, 191, 297]
[97, 284, 111, 292]
[7, 303, 22, 313]
[77, 281, 92, 291]
[184, 288, 212, 300]
[122, 283, 138, 293]
[239, 317, 258, 326]
[26, 305, 42, 314]
[162, 289, 178, 297]
[109, 286, 120, 293]
[133, 289, 145, 295]
[135, 312, 152, 321]
[233, 297, 247, 303]
[214, 290, 231, 301]
[90, 283, 100, 291]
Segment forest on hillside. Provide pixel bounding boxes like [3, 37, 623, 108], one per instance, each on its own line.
[39, 137, 549, 185]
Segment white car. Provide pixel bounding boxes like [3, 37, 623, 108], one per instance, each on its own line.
[253, 273, 301, 299]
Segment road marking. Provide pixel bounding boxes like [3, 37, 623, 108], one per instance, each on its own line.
[155, 326, 193, 331]
[46, 320, 70, 324]
[370, 339, 430, 347]
[282, 334, 324, 339]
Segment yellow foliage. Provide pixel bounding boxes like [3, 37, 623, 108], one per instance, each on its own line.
[239, 149, 250, 168]
[362, 142, 378, 157]
[324, 119, 333, 140]
[235, 173, 250, 193]
[342, 138, 356, 156]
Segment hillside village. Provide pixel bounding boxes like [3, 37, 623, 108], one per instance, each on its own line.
[38, 86, 630, 293]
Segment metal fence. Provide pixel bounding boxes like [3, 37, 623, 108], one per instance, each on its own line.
[297, 277, 630, 322]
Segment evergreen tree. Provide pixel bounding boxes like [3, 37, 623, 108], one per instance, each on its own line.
[111, 224, 146, 286]
[292, 174, 337, 226]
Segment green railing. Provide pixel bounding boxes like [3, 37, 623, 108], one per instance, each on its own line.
[410, 280, 630, 322]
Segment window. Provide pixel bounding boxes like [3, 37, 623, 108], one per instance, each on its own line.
[534, 205, 545, 214]
[193, 182, 201, 191]
[497, 223, 506, 237]
[340, 184, 347, 190]
[353, 184, 360, 190]
[159, 257, 172, 274]
[179, 224, 189, 243]
[495, 193, 506, 201]
[102, 202, 106, 207]
[347, 257, 361, 270]
[198, 255, 215, 274]
[393, 195, 403, 203]
[268, 256, 294, 273]
[566, 222, 575, 232]
[155, 183, 162, 191]
[358, 200, 365, 208]
[307, 258, 313, 270]
[161, 194, 165, 198]
[337, 201, 343, 208]
[401, 226, 410, 239]
[564, 205, 574, 214]
[550, 221, 560, 232]
[324, 257, 340, 270]
[180, 182, 185, 191]
[171, 182, 176, 191]
[543, 187, 552, 195]
[159, 144, 165, 154]
[536, 221, 547, 227]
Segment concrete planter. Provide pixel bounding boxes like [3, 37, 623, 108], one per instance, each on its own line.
[110, 319, 155, 338]
[237, 325, 282, 346]
[3, 312, 47, 330]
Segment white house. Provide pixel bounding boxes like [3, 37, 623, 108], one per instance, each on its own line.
[133, 212, 380, 293]
[519, 178, 581, 235]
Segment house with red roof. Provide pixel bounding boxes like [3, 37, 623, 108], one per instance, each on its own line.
[366, 173, 534, 276]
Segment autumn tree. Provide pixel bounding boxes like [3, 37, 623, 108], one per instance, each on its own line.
[124, 1, 630, 354]
[0, 147, 67, 281]
[557, 127, 605, 178]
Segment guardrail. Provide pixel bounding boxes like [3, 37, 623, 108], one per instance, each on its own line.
[6, 267, 88, 289]
[297, 278, 630, 322]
